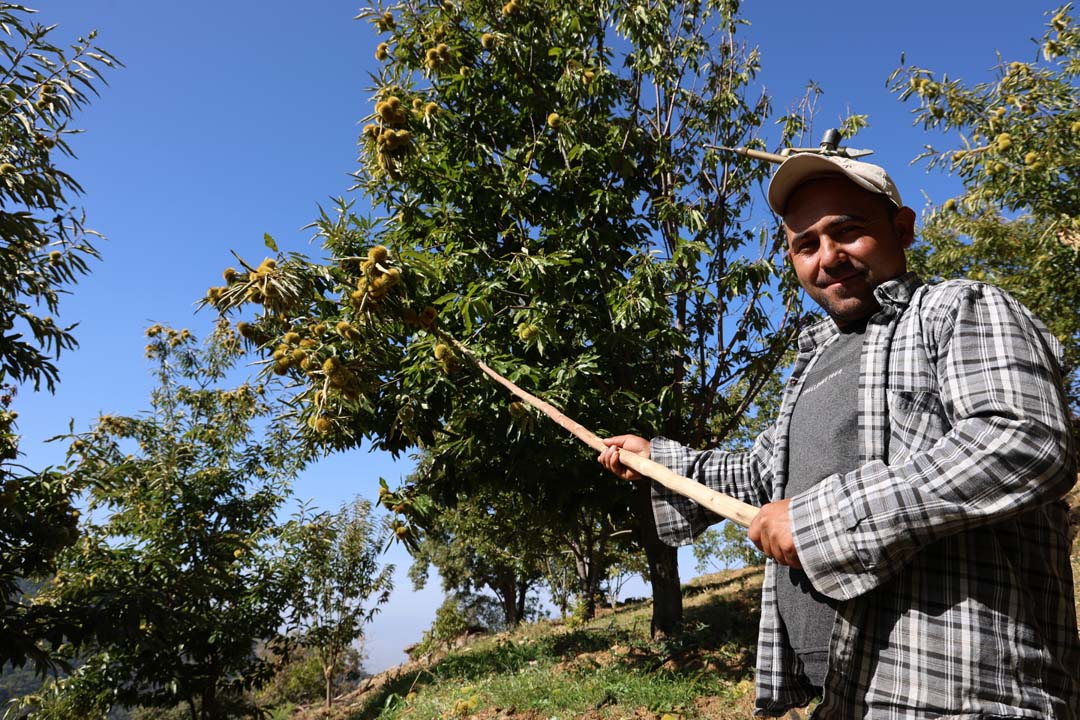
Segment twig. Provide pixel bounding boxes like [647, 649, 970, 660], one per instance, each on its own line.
[433, 328, 759, 528]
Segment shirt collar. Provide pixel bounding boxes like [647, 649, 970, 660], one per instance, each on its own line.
[873, 271, 922, 308]
[797, 272, 924, 354]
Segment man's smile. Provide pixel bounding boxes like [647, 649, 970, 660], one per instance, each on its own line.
[819, 271, 861, 288]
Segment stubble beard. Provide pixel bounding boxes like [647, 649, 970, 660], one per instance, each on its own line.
[810, 276, 880, 327]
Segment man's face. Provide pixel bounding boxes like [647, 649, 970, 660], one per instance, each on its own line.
[783, 176, 915, 326]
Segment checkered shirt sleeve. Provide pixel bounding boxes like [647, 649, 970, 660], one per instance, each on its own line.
[649, 428, 775, 546]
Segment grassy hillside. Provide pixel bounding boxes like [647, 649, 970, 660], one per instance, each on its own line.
[295, 567, 767, 720]
[298, 523, 1080, 720]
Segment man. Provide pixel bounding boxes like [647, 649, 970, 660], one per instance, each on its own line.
[599, 153, 1080, 718]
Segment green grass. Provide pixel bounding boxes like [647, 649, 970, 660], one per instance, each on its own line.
[303, 567, 765, 720]
[266, 704, 298, 720]
[378, 660, 743, 720]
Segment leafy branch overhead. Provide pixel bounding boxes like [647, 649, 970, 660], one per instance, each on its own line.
[208, 0, 805, 459]
[890, 3, 1080, 402]
[0, 4, 118, 676]
[0, 9, 119, 393]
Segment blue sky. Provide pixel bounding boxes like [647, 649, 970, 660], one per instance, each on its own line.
[22, 0, 1055, 672]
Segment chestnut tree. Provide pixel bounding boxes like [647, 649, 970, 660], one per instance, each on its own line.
[211, 0, 803, 635]
[20, 324, 306, 720]
[284, 497, 393, 710]
[889, 4, 1080, 402]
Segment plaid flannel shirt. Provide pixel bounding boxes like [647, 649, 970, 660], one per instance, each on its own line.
[650, 273, 1080, 719]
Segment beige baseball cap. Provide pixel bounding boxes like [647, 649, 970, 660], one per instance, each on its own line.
[767, 154, 902, 215]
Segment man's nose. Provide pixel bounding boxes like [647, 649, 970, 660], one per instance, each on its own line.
[819, 236, 847, 268]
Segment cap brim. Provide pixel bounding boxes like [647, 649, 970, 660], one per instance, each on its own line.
[767, 154, 897, 215]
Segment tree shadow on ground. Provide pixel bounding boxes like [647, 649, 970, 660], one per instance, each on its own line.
[581, 567, 762, 682]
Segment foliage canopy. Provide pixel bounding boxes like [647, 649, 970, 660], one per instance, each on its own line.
[211, 0, 804, 633]
[0, 3, 117, 674]
[890, 3, 1080, 403]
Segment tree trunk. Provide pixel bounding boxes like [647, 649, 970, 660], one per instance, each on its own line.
[496, 575, 520, 626]
[563, 515, 614, 621]
[200, 659, 220, 720]
[515, 580, 528, 623]
[573, 553, 597, 619]
[633, 479, 682, 637]
[200, 688, 216, 720]
[324, 662, 334, 708]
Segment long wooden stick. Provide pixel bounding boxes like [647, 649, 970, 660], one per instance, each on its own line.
[435, 330, 760, 529]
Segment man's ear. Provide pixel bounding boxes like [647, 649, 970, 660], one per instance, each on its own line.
[895, 206, 917, 249]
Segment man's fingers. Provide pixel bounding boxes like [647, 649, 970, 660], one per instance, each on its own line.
[778, 540, 802, 569]
[758, 529, 774, 562]
[598, 444, 627, 478]
[748, 500, 801, 568]
[598, 437, 646, 481]
[748, 517, 763, 551]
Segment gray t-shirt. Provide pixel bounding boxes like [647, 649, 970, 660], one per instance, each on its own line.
[780, 320, 867, 690]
